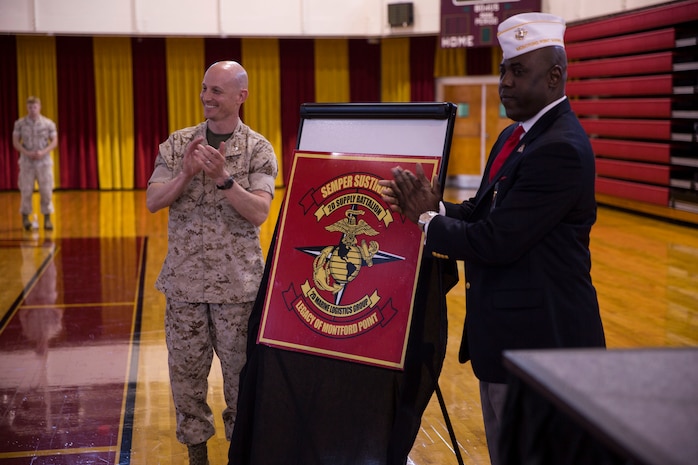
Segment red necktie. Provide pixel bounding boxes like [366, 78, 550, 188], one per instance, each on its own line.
[489, 124, 524, 181]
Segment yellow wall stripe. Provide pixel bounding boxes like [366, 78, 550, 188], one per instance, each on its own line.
[15, 36, 60, 188]
[241, 38, 284, 187]
[314, 39, 350, 103]
[93, 37, 134, 190]
[434, 46, 466, 77]
[380, 38, 410, 102]
[165, 38, 205, 134]
[492, 46, 503, 75]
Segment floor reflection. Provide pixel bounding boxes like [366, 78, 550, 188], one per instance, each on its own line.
[0, 238, 145, 462]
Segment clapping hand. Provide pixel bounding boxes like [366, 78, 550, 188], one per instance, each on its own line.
[379, 163, 441, 224]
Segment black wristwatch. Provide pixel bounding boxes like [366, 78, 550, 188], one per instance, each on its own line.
[216, 175, 235, 190]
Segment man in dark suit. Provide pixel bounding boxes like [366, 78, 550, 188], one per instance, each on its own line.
[379, 12, 606, 465]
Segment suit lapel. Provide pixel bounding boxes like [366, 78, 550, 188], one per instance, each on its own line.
[471, 99, 572, 211]
[489, 99, 572, 181]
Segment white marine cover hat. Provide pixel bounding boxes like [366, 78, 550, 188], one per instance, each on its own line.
[497, 12, 566, 60]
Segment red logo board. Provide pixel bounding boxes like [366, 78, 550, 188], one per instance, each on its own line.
[258, 151, 441, 369]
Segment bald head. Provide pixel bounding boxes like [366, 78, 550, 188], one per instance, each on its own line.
[207, 61, 248, 91]
[201, 61, 249, 133]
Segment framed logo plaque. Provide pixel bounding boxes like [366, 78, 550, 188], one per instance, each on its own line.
[258, 150, 441, 369]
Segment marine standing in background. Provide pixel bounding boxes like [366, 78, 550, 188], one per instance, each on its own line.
[380, 13, 606, 465]
[13, 96, 58, 231]
[146, 60, 278, 465]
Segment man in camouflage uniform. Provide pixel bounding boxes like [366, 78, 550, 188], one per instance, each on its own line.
[13, 96, 58, 231]
[146, 61, 278, 465]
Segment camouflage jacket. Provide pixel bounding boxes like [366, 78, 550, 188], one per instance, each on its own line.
[150, 120, 277, 303]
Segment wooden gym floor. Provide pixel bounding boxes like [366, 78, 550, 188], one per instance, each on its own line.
[0, 188, 696, 465]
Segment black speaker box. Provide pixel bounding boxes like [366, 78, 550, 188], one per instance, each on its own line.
[388, 2, 414, 27]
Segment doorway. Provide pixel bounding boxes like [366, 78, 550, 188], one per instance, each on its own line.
[437, 76, 512, 188]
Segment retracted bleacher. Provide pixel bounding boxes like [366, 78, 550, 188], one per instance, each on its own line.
[566, 0, 698, 224]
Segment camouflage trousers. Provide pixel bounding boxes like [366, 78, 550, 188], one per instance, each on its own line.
[165, 300, 252, 445]
[18, 155, 53, 215]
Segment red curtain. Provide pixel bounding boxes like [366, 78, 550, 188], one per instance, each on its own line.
[132, 38, 169, 189]
[348, 39, 381, 102]
[56, 37, 98, 189]
[466, 46, 493, 75]
[0, 35, 19, 190]
[279, 39, 316, 185]
[205, 38, 243, 67]
[410, 36, 437, 102]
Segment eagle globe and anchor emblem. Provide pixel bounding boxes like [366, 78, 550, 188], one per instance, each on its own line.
[314, 209, 380, 294]
[297, 204, 405, 323]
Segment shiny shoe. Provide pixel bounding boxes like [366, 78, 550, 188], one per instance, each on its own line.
[187, 442, 209, 465]
[22, 215, 32, 231]
[44, 215, 54, 231]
